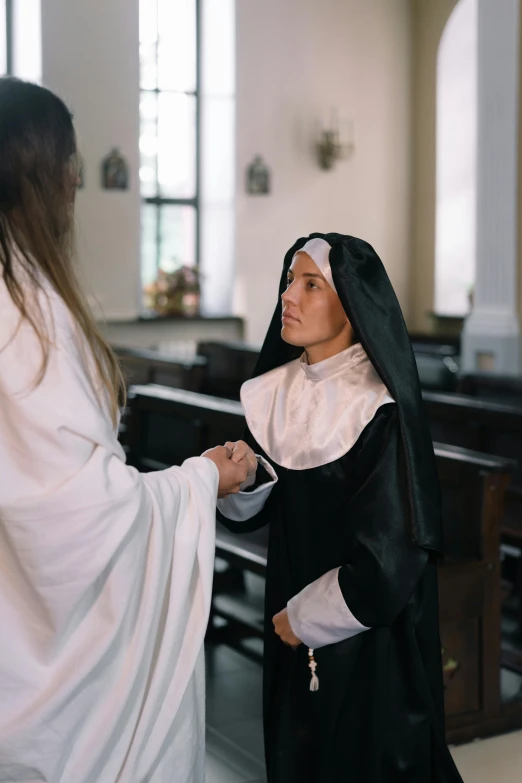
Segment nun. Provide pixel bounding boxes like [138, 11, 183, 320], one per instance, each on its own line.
[218, 233, 464, 783]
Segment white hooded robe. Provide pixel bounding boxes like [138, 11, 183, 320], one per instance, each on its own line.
[0, 273, 217, 782]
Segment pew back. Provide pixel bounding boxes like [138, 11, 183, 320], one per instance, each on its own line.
[196, 341, 261, 400]
[114, 345, 207, 392]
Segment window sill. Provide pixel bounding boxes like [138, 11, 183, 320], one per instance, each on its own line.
[105, 312, 244, 325]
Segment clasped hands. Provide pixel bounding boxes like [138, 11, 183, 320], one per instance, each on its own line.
[202, 440, 258, 498]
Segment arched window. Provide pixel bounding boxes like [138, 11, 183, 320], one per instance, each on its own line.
[435, 0, 477, 316]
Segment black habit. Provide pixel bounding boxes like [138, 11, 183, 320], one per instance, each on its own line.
[218, 234, 464, 783]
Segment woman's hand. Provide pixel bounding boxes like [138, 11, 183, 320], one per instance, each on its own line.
[201, 445, 248, 498]
[224, 440, 258, 478]
[273, 608, 302, 648]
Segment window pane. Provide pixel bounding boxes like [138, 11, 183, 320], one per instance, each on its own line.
[140, 42, 158, 90]
[157, 0, 196, 92]
[141, 203, 159, 287]
[158, 93, 196, 199]
[139, 92, 158, 197]
[0, 0, 7, 75]
[139, 0, 158, 89]
[158, 204, 196, 272]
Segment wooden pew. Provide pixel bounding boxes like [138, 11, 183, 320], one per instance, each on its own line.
[196, 338, 460, 395]
[409, 333, 460, 357]
[410, 334, 460, 392]
[116, 337, 461, 408]
[113, 345, 207, 392]
[457, 372, 522, 407]
[123, 384, 244, 470]
[122, 384, 520, 744]
[196, 340, 261, 401]
[423, 390, 522, 645]
[422, 391, 522, 491]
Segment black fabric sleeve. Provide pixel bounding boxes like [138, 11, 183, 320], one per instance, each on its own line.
[338, 405, 429, 627]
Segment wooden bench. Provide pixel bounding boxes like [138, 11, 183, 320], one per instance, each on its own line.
[197, 338, 460, 395]
[457, 372, 522, 407]
[409, 332, 460, 357]
[196, 340, 261, 401]
[116, 337, 461, 406]
[122, 383, 522, 743]
[113, 345, 207, 392]
[410, 334, 460, 392]
[423, 390, 522, 645]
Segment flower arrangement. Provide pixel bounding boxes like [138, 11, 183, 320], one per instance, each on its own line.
[144, 265, 201, 317]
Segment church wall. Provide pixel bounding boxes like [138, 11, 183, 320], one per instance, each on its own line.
[234, 0, 413, 344]
[41, 0, 142, 322]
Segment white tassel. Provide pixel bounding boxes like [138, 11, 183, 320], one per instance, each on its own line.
[308, 648, 319, 692]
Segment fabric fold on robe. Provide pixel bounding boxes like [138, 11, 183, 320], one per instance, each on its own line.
[0, 275, 218, 783]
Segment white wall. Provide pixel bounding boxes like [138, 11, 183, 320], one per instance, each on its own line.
[235, 0, 412, 343]
[41, 0, 141, 321]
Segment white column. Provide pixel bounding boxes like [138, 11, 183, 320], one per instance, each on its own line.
[462, 0, 521, 374]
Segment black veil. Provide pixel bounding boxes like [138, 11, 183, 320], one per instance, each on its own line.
[250, 232, 442, 553]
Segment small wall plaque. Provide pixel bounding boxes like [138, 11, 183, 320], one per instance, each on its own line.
[246, 155, 271, 195]
[102, 148, 129, 190]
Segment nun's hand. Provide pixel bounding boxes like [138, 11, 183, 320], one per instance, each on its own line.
[273, 608, 302, 648]
[224, 440, 258, 477]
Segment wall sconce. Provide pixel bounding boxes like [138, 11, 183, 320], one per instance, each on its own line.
[316, 111, 354, 170]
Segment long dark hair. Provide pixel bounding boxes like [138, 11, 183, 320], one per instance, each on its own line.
[0, 77, 124, 424]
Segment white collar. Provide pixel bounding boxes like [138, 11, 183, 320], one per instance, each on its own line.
[299, 342, 367, 381]
[240, 343, 394, 470]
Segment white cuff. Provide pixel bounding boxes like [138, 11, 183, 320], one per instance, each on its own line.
[287, 567, 370, 649]
[239, 471, 256, 491]
[216, 455, 278, 522]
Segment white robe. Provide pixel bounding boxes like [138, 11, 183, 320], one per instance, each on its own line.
[0, 274, 218, 782]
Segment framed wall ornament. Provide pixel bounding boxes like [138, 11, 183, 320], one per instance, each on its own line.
[102, 148, 129, 190]
[246, 155, 271, 195]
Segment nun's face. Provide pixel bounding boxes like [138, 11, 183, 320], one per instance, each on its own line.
[281, 251, 354, 362]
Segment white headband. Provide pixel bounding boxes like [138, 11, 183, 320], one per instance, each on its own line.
[293, 237, 337, 294]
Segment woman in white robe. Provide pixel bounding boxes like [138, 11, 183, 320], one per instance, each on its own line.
[0, 77, 249, 783]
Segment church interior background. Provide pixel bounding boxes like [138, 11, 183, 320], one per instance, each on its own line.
[3, 0, 522, 779]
